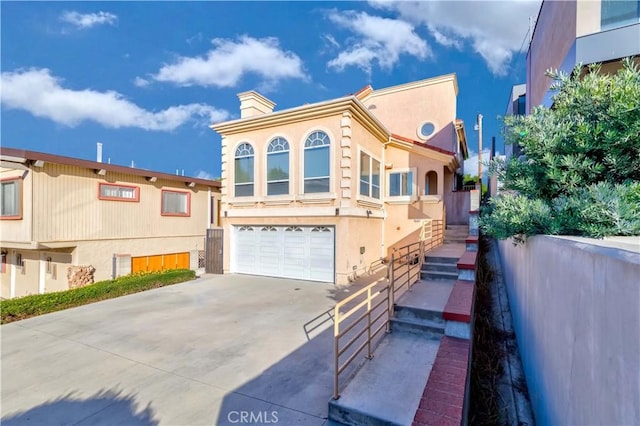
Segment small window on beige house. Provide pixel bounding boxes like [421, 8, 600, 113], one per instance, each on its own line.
[98, 183, 140, 202]
[1, 178, 22, 220]
[161, 190, 191, 217]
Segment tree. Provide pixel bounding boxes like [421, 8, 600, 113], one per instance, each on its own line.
[481, 58, 640, 243]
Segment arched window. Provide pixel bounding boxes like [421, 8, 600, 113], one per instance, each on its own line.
[234, 143, 254, 197]
[303, 131, 330, 193]
[425, 171, 438, 195]
[266, 137, 289, 195]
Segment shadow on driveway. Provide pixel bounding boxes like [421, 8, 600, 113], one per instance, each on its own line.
[2, 389, 158, 425]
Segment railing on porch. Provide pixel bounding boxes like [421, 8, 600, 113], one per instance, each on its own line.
[332, 219, 444, 399]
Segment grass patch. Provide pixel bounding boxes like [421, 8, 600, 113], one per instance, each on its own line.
[1, 269, 196, 324]
[469, 236, 504, 425]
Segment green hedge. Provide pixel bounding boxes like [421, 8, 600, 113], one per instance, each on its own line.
[1, 269, 196, 324]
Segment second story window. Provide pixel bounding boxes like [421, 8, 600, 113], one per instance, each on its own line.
[234, 143, 254, 197]
[267, 137, 289, 195]
[161, 190, 190, 216]
[98, 183, 140, 202]
[304, 131, 330, 193]
[1, 178, 22, 220]
[359, 151, 381, 199]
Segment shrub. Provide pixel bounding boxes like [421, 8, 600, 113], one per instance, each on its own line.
[482, 58, 640, 242]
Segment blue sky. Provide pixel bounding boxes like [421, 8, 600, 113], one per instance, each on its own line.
[1, 1, 541, 180]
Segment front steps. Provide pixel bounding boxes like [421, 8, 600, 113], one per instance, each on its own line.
[444, 225, 469, 244]
[422, 256, 459, 280]
[329, 272, 459, 424]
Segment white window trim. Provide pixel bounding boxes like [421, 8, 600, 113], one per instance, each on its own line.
[356, 147, 383, 206]
[299, 128, 334, 199]
[386, 167, 418, 204]
[265, 135, 292, 197]
[232, 141, 258, 202]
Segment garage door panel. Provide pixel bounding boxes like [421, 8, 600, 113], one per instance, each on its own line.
[232, 225, 334, 282]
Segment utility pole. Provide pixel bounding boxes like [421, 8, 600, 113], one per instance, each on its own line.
[477, 114, 483, 192]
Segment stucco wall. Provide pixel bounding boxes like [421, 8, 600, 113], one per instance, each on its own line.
[444, 190, 471, 226]
[362, 77, 457, 153]
[497, 236, 640, 426]
[527, 0, 577, 111]
[75, 235, 205, 282]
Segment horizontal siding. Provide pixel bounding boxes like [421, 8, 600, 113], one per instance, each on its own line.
[32, 163, 215, 242]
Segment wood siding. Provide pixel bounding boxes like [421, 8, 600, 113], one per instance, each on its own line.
[31, 162, 212, 242]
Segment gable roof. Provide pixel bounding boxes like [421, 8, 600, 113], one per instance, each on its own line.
[0, 147, 221, 188]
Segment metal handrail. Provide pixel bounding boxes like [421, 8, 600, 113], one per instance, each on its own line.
[333, 280, 390, 399]
[332, 219, 444, 399]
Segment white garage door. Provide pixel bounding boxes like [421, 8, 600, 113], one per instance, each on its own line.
[231, 225, 335, 282]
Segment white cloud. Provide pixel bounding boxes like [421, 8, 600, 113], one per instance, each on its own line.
[60, 11, 117, 29]
[149, 35, 307, 90]
[370, 0, 541, 75]
[133, 76, 150, 87]
[0, 68, 230, 131]
[194, 170, 216, 180]
[327, 10, 429, 75]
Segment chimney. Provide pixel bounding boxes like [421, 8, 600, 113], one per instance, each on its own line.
[237, 91, 276, 118]
[96, 142, 103, 163]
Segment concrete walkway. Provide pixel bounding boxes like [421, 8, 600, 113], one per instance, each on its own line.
[1, 274, 358, 425]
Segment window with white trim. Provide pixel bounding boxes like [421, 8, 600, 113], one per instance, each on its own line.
[303, 131, 330, 193]
[359, 151, 381, 199]
[388, 171, 414, 197]
[267, 137, 289, 195]
[161, 190, 190, 216]
[1, 178, 22, 219]
[235, 143, 255, 197]
[98, 183, 139, 202]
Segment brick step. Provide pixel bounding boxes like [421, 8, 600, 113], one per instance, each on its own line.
[422, 262, 458, 274]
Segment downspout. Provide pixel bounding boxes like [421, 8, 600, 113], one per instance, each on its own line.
[381, 140, 391, 259]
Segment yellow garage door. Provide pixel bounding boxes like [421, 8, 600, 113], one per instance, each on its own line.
[131, 257, 147, 274]
[132, 252, 190, 274]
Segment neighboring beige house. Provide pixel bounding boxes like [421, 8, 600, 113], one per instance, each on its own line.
[211, 73, 470, 285]
[527, 0, 640, 113]
[0, 148, 221, 299]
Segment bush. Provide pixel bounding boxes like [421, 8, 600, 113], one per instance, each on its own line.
[482, 58, 640, 242]
[1, 269, 196, 324]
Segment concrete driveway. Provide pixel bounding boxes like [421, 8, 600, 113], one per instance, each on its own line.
[1, 274, 347, 425]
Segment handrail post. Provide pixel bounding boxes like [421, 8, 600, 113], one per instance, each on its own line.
[389, 252, 395, 314]
[366, 286, 373, 359]
[333, 306, 340, 400]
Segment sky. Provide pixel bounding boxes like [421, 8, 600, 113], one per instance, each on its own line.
[1, 1, 542, 180]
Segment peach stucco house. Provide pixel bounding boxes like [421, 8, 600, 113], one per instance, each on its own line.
[211, 73, 470, 285]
